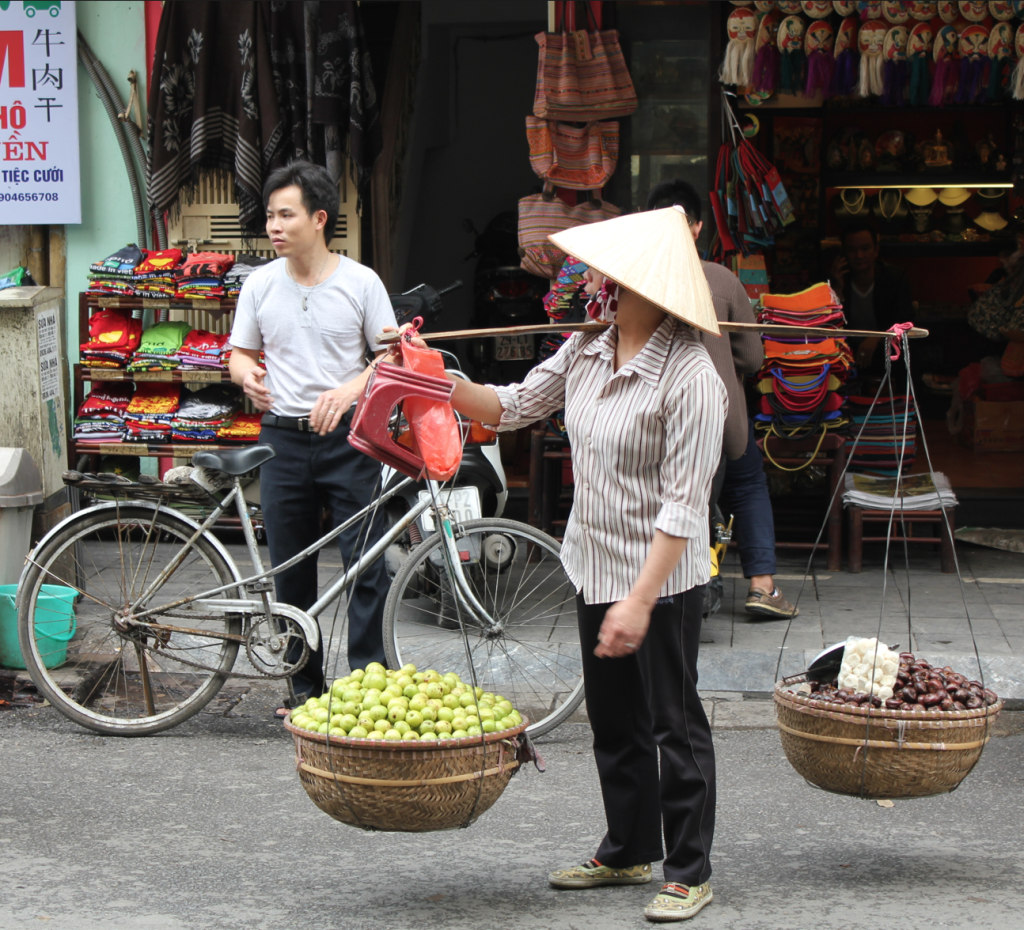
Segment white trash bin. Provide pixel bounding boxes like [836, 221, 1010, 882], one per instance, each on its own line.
[0, 449, 43, 585]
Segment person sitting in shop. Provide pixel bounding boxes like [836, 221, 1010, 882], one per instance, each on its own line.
[829, 219, 914, 372]
[646, 179, 798, 619]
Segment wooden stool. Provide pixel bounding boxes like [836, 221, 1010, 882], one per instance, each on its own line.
[756, 432, 848, 572]
[847, 507, 956, 573]
[528, 429, 572, 539]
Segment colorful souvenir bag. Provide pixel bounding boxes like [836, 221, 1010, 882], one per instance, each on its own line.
[526, 118, 619, 191]
[517, 188, 621, 279]
[533, 3, 637, 122]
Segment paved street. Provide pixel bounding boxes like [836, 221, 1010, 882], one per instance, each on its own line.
[1, 688, 1021, 930]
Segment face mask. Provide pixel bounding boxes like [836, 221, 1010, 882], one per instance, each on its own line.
[586, 278, 620, 323]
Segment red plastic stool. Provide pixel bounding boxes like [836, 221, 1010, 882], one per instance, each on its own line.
[348, 360, 455, 479]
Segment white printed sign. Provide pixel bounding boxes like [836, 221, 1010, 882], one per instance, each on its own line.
[36, 304, 59, 400]
[0, 0, 81, 223]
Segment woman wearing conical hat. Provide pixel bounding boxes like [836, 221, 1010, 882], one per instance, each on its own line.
[389, 207, 726, 922]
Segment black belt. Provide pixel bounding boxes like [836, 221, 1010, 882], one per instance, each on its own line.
[262, 409, 353, 432]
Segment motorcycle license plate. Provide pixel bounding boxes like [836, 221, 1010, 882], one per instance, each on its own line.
[494, 333, 534, 361]
[417, 487, 482, 532]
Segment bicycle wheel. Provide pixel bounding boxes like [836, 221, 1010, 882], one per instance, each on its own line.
[18, 503, 243, 736]
[383, 518, 584, 738]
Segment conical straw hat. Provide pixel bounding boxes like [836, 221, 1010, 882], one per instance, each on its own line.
[548, 206, 720, 336]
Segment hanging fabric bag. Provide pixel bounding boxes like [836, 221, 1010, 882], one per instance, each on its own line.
[517, 186, 621, 280]
[526, 117, 620, 190]
[533, 3, 637, 122]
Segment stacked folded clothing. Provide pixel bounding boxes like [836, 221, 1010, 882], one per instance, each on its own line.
[132, 248, 184, 299]
[124, 383, 181, 441]
[216, 411, 264, 443]
[845, 395, 917, 474]
[753, 284, 853, 442]
[756, 282, 845, 329]
[175, 251, 234, 300]
[175, 329, 231, 370]
[80, 309, 143, 368]
[127, 320, 194, 372]
[223, 254, 271, 297]
[73, 382, 134, 443]
[170, 384, 243, 442]
[87, 244, 143, 296]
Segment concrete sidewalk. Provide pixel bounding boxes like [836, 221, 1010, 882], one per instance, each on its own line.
[698, 542, 1024, 699]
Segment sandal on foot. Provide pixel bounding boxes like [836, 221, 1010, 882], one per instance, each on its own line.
[548, 859, 652, 889]
[644, 882, 713, 922]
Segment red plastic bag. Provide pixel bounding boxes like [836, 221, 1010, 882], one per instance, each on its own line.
[398, 336, 462, 480]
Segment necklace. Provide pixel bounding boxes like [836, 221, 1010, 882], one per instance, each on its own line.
[841, 188, 867, 214]
[287, 253, 330, 313]
[878, 189, 903, 220]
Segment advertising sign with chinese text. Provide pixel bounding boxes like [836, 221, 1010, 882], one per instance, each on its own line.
[0, 0, 80, 223]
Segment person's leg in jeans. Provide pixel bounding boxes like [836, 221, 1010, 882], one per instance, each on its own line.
[720, 420, 797, 617]
[258, 425, 327, 700]
[312, 421, 389, 670]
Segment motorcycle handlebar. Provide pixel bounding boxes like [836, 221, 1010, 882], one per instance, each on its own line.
[436, 280, 463, 298]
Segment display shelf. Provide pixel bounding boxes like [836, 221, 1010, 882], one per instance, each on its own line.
[877, 240, 1013, 258]
[83, 295, 238, 312]
[740, 103, 1008, 116]
[77, 365, 232, 384]
[73, 442, 245, 457]
[823, 172, 1012, 189]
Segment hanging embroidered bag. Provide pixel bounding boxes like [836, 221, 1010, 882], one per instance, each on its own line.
[526, 117, 619, 191]
[517, 188, 621, 279]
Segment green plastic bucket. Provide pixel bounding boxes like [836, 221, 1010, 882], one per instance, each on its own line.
[0, 583, 77, 670]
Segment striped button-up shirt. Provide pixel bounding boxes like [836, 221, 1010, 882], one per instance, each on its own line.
[490, 317, 726, 604]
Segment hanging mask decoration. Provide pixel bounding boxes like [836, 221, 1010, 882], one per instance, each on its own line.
[882, 25, 911, 104]
[929, 24, 962, 104]
[987, 21, 1015, 99]
[959, 0, 990, 19]
[937, 1, 960, 20]
[585, 278, 620, 324]
[835, 0, 859, 12]
[753, 1, 777, 10]
[776, 1, 803, 12]
[990, 1, 1016, 21]
[909, 21, 936, 104]
[778, 15, 807, 94]
[832, 15, 863, 95]
[1012, 22, 1024, 97]
[908, 1, 938, 19]
[753, 10, 784, 93]
[860, 1, 884, 17]
[883, 2, 911, 23]
[801, 1, 832, 17]
[721, 7, 759, 86]
[957, 24, 990, 103]
[858, 19, 889, 95]
[805, 19, 836, 97]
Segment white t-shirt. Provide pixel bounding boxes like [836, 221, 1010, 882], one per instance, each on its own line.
[230, 256, 397, 418]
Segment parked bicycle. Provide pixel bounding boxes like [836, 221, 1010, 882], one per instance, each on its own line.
[16, 447, 583, 738]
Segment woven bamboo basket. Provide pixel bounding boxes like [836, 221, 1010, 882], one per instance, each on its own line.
[284, 718, 528, 832]
[774, 679, 1002, 799]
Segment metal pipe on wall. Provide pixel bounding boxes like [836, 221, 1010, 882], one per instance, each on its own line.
[76, 33, 149, 248]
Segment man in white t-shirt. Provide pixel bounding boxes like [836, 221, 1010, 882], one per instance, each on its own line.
[229, 161, 397, 707]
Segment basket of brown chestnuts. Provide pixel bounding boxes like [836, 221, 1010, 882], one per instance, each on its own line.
[774, 641, 1001, 800]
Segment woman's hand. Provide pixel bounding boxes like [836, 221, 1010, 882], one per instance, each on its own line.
[595, 594, 654, 658]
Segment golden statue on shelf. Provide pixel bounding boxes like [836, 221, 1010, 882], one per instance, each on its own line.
[919, 129, 952, 171]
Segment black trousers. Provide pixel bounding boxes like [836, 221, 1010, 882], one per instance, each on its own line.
[577, 587, 716, 886]
[259, 422, 389, 697]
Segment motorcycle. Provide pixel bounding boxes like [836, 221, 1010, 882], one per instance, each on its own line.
[462, 212, 549, 385]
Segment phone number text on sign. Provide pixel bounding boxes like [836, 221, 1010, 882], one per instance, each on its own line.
[0, 0, 81, 224]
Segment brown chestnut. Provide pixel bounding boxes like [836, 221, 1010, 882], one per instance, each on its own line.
[952, 701, 966, 711]
[919, 693, 942, 707]
[965, 696, 984, 710]
[984, 689, 998, 706]
[899, 702, 915, 711]
[940, 697, 954, 711]
[927, 680, 945, 694]
[901, 686, 918, 702]
[885, 698, 903, 710]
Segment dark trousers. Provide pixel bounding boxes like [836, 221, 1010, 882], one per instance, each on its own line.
[259, 422, 389, 697]
[577, 587, 715, 886]
[720, 419, 776, 579]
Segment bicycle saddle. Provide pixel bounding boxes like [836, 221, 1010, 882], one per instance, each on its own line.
[348, 361, 454, 480]
[192, 445, 276, 475]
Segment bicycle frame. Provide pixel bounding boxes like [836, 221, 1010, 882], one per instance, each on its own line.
[126, 473, 499, 647]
